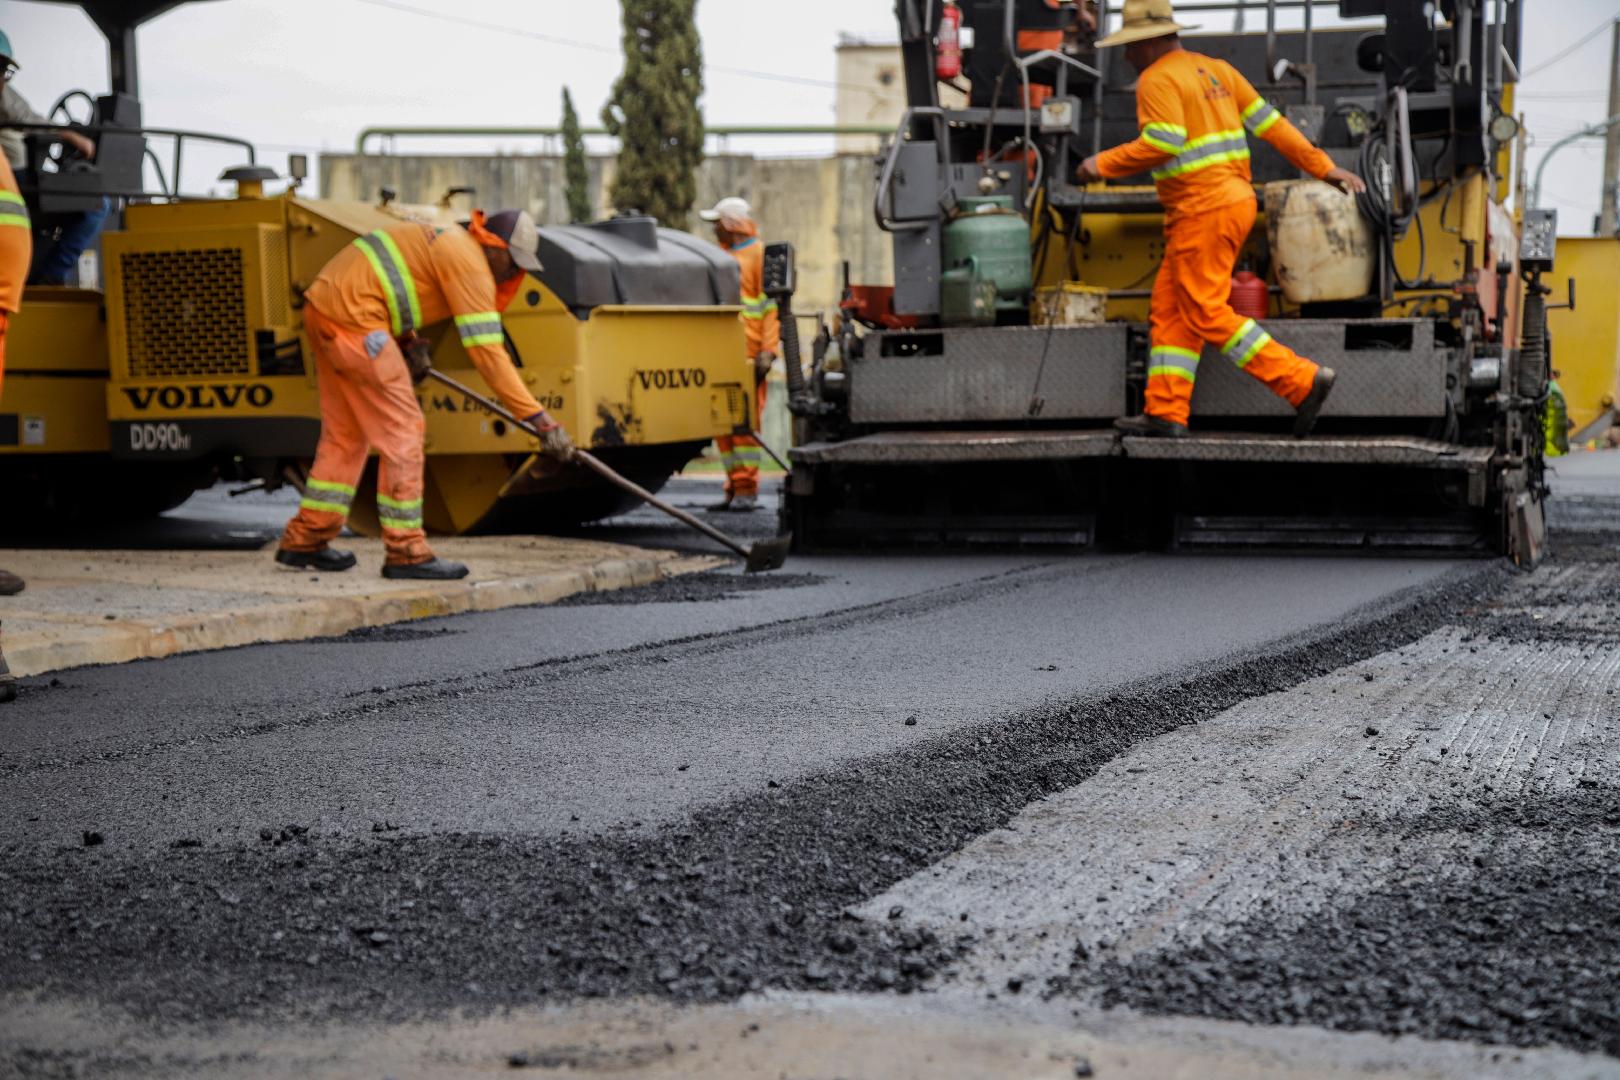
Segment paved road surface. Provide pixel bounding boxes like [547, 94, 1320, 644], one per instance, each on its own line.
[2, 466, 1618, 1078]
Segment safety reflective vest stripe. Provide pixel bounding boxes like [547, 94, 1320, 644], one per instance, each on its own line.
[454, 311, 504, 348]
[377, 493, 424, 531]
[1148, 345, 1201, 383]
[353, 231, 422, 337]
[1222, 319, 1273, 368]
[1241, 98, 1282, 136]
[1141, 122, 1189, 155]
[300, 478, 357, 515]
[741, 293, 777, 321]
[1151, 129, 1251, 181]
[0, 190, 27, 228]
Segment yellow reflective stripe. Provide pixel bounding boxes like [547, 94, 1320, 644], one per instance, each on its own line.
[0, 190, 26, 227]
[1149, 345, 1200, 383]
[301, 478, 356, 515]
[1240, 100, 1283, 135]
[1221, 320, 1273, 368]
[377, 494, 424, 530]
[455, 311, 504, 348]
[374, 231, 422, 332]
[1141, 122, 1188, 155]
[353, 238, 406, 336]
[1151, 129, 1251, 181]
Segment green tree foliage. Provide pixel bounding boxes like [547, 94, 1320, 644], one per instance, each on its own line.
[561, 88, 592, 224]
[601, 0, 705, 228]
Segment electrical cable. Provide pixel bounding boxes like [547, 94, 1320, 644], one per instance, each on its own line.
[348, 0, 899, 100]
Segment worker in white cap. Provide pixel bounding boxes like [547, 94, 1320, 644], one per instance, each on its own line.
[699, 197, 778, 512]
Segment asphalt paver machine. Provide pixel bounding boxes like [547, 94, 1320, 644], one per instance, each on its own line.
[4, 1, 759, 535]
[783, 0, 1555, 564]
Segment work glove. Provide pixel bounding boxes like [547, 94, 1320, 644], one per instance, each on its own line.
[527, 411, 576, 462]
[401, 334, 433, 385]
[753, 350, 776, 382]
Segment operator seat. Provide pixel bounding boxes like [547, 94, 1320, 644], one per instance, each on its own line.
[20, 91, 144, 285]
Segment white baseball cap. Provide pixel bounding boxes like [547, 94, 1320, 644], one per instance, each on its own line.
[698, 196, 753, 225]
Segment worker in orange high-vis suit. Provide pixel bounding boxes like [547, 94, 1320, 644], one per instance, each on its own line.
[0, 151, 29, 702]
[1078, 0, 1367, 439]
[277, 209, 575, 579]
[699, 197, 779, 512]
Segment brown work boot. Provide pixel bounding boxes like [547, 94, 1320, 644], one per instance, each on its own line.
[0, 569, 24, 596]
[0, 621, 15, 704]
[1294, 367, 1338, 438]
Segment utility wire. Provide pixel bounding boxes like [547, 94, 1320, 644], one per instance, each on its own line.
[1522, 17, 1617, 79]
[349, 0, 897, 99]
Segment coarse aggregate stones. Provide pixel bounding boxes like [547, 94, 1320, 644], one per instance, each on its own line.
[0, 561, 1506, 1026]
[1064, 527, 1620, 1057]
[1091, 786, 1620, 1056]
[551, 570, 828, 606]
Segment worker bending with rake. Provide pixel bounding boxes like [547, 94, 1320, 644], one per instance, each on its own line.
[700, 197, 778, 512]
[1078, 0, 1366, 439]
[277, 209, 574, 579]
[0, 150, 28, 702]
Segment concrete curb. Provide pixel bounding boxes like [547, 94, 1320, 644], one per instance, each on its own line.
[5, 553, 718, 679]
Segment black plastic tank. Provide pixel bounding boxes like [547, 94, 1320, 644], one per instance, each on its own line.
[536, 215, 742, 317]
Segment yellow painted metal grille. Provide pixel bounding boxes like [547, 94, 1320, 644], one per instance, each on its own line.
[120, 247, 251, 378]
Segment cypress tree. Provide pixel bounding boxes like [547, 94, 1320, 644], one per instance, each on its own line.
[561, 88, 592, 224]
[601, 0, 705, 228]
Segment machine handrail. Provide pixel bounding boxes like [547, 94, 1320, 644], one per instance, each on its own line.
[875, 107, 951, 234]
[354, 124, 894, 156]
[10, 121, 257, 200]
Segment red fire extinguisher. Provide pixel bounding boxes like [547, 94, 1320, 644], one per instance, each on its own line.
[1230, 267, 1269, 320]
[937, 2, 963, 81]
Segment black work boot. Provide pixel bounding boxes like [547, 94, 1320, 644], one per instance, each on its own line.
[0, 621, 15, 705]
[275, 547, 358, 572]
[1114, 414, 1190, 439]
[1294, 366, 1338, 438]
[707, 493, 736, 512]
[0, 569, 24, 596]
[383, 557, 469, 581]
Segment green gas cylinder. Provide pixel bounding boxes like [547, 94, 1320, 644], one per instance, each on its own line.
[941, 196, 1032, 326]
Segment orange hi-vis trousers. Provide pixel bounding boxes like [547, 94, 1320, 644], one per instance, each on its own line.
[280, 303, 435, 566]
[716, 378, 768, 499]
[1146, 198, 1319, 427]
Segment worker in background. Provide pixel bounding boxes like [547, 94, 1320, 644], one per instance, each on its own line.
[1077, 0, 1366, 439]
[0, 31, 108, 286]
[699, 197, 778, 512]
[1544, 376, 1569, 458]
[277, 209, 574, 579]
[0, 149, 31, 703]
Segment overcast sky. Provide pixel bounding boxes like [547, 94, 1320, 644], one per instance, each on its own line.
[3, 0, 1617, 232]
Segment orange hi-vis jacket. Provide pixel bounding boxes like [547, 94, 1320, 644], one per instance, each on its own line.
[0, 154, 30, 315]
[303, 221, 544, 420]
[727, 234, 781, 361]
[1096, 49, 1335, 222]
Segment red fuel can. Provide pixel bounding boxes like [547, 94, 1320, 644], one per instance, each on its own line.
[1230, 269, 1270, 320]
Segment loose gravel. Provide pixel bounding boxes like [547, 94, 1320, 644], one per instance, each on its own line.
[0, 563, 1505, 1025]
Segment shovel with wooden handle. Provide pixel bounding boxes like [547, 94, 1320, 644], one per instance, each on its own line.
[424, 368, 791, 573]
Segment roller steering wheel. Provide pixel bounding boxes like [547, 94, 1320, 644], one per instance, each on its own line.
[43, 89, 96, 170]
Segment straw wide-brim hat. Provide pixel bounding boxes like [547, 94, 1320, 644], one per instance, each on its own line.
[1095, 0, 1197, 48]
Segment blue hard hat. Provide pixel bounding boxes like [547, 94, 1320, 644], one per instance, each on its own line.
[0, 31, 13, 68]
